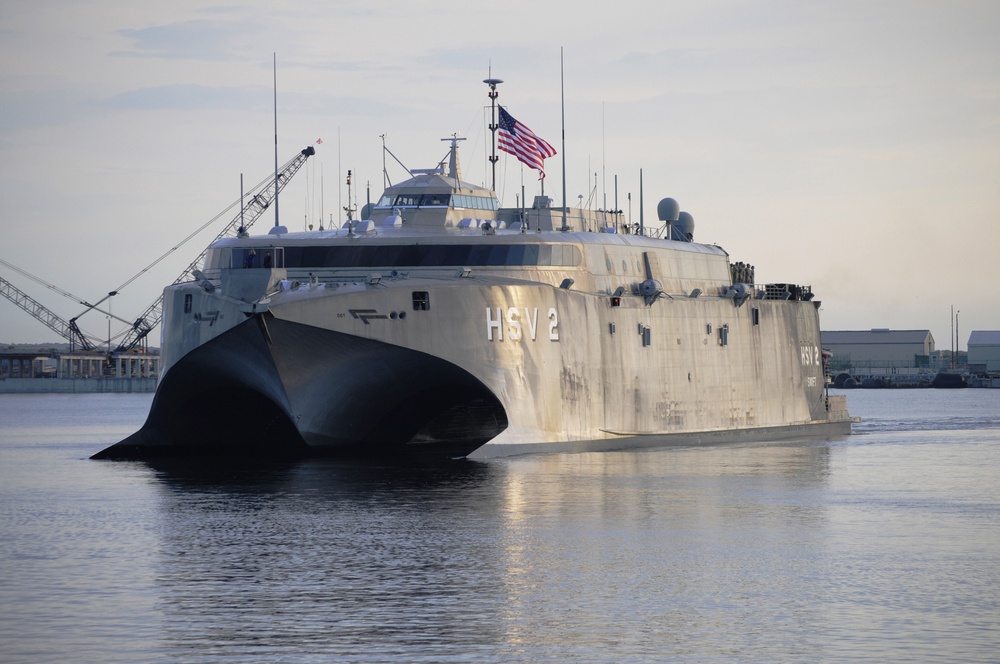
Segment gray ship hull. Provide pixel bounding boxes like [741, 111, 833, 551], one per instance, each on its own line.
[93, 134, 851, 461]
[95, 251, 851, 460]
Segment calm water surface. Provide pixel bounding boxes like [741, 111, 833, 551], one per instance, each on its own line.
[1, 390, 998, 662]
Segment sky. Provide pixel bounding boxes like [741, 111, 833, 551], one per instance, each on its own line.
[1, 0, 998, 351]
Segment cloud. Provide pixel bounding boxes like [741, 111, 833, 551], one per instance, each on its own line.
[100, 83, 406, 120]
[115, 19, 265, 61]
[0, 89, 94, 133]
[102, 84, 269, 112]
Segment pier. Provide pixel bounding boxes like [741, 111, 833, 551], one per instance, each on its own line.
[0, 346, 158, 393]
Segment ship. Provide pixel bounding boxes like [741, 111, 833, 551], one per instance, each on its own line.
[94, 86, 851, 461]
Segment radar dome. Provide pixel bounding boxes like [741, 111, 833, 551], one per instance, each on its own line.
[657, 198, 680, 222]
[676, 211, 695, 241]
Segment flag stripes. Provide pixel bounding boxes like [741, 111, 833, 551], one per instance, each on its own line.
[497, 107, 556, 179]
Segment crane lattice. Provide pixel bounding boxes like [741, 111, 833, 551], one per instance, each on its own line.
[114, 146, 316, 352]
[0, 276, 97, 351]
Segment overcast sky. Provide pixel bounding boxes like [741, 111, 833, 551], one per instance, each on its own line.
[1, 0, 998, 351]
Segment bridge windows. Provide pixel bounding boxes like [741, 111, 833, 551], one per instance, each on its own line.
[373, 193, 500, 211]
[280, 243, 582, 269]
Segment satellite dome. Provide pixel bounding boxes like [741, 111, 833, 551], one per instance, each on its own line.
[657, 198, 680, 222]
[676, 211, 695, 241]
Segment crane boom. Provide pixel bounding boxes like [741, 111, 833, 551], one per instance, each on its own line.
[0, 257, 134, 328]
[0, 275, 97, 350]
[114, 145, 316, 352]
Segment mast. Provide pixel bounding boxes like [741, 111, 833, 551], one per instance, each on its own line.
[484, 76, 503, 191]
[273, 53, 280, 227]
[951, 305, 955, 369]
[560, 47, 568, 232]
[639, 168, 644, 236]
[956, 309, 961, 367]
[441, 134, 466, 183]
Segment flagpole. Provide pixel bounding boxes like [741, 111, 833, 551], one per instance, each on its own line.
[560, 47, 568, 232]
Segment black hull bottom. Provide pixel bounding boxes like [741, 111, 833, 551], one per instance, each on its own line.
[93, 314, 507, 461]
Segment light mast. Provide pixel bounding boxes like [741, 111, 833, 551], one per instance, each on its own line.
[484, 77, 503, 191]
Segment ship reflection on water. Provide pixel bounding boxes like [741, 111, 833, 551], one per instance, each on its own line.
[4, 390, 995, 661]
[148, 442, 833, 659]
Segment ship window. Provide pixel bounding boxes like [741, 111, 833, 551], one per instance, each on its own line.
[505, 245, 526, 266]
[487, 245, 508, 265]
[184, 294, 192, 314]
[279, 243, 583, 269]
[394, 194, 421, 207]
[240, 248, 256, 268]
[752, 308, 760, 326]
[377, 195, 393, 207]
[418, 245, 448, 266]
[421, 194, 449, 206]
[412, 291, 430, 311]
[370, 244, 400, 266]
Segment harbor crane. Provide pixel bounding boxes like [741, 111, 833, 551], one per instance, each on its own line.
[110, 145, 315, 353]
[0, 272, 100, 351]
[0, 256, 145, 351]
[0, 145, 315, 353]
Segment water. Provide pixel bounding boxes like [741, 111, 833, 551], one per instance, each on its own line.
[1, 390, 998, 663]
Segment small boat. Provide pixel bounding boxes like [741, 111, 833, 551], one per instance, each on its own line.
[931, 371, 968, 388]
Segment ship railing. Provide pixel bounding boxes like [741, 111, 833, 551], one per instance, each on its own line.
[761, 283, 814, 301]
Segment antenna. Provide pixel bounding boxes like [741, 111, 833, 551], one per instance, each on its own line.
[639, 168, 644, 236]
[602, 101, 607, 225]
[273, 53, 279, 227]
[380, 133, 388, 189]
[614, 174, 619, 233]
[560, 47, 568, 232]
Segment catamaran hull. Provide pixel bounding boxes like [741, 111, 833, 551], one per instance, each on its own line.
[94, 313, 507, 459]
[95, 271, 851, 461]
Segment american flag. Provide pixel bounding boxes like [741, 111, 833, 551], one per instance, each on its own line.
[498, 107, 556, 179]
